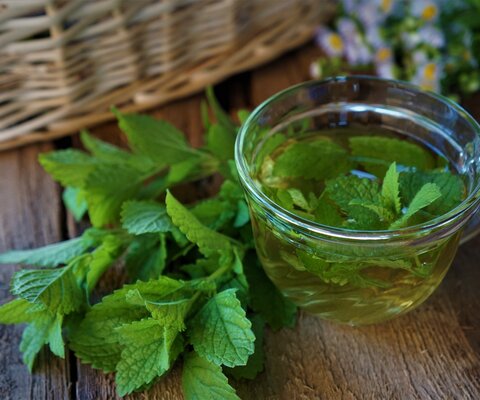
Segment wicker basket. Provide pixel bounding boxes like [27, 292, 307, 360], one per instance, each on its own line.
[0, 0, 335, 151]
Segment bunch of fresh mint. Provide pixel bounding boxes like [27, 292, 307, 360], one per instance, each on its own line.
[0, 89, 297, 398]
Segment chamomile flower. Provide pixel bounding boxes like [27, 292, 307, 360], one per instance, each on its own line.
[418, 25, 445, 49]
[375, 46, 393, 64]
[376, 62, 396, 79]
[315, 27, 345, 57]
[412, 62, 442, 92]
[411, 0, 439, 22]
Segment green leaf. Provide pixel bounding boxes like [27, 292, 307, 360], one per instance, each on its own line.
[189, 289, 255, 367]
[115, 319, 179, 396]
[390, 183, 442, 229]
[84, 163, 143, 227]
[226, 314, 265, 380]
[166, 191, 232, 256]
[125, 234, 167, 281]
[206, 124, 235, 161]
[114, 109, 201, 167]
[63, 187, 88, 222]
[399, 170, 465, 215]
[254, 133, 286, 171]
[312, 192, 344, 227]
[205, 87, 237, 135]
[0, 237, 89, 267]
[115, 318, 182, 396]
[326, 175, 384, 229]
[80, 130, 153, 173]
[39, 149, 96, 187]
[272, 139, 352, 180]
[121, 201, 172, 235]
[349, 136, 435, 176]
[182, 352, 240, 400]
[381, 162, 401, 214]
[70, 287, 149, 372]
[243, 253, 297, 331]
[20, 312, 63, 371]
[0, 298, 35, 324]
[86, 234, 125, 293]
[11, 266, 84, 315]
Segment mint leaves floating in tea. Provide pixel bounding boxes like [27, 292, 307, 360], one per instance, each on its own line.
[0, 92, 297, 398]
[255, 131, 466, 315]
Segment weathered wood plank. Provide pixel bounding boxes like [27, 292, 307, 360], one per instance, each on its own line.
[0, 144, 71, 400]
[231, 43, 480, 400]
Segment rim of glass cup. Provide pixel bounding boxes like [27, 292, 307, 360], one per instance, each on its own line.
[235, 76, 480, 241]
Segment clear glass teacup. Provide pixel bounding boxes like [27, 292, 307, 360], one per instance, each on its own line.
[235, 76, 480, 325]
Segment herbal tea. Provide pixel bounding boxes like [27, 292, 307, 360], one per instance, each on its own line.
[252, 127, 466, 325]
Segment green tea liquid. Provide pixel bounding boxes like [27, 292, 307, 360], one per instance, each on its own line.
[252, 127, 465, 325]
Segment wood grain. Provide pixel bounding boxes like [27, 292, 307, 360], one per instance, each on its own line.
[0, 144, 71, 400]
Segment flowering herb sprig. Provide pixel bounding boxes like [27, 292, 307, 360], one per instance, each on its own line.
[311, 0, 480, 99]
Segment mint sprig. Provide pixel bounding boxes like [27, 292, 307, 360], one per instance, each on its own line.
[0, 92, 297, 398]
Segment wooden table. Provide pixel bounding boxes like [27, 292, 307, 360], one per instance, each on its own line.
[1, 43, 479, 400]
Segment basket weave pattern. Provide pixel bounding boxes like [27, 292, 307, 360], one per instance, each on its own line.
[0, 0, 334, 150]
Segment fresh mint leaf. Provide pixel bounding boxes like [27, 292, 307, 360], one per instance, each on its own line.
[182, 352, 240, 400]
[390, 183, 442, 228]
[121, 201, 172, 235]
[206, 87, 237, 135]
[349, 136, 435, 176]
[86, 234, 125, 293]
[273, 139, 352, 180]
[39, 149, 96, 187]
[114, 109, 201, 168]
[313, 192, 345, 227]
[0, 237, 89, 267]
[70, 287, 150, 372]
[0, 298, 35, 324]
[254, 133, 286, 172]
[399, 170, 465, 215]
[189, 289, 255, 367]
[20, 312, 64, 371]
[326, 175, 385, 229]
[84, 163, 144, 227]
[80, 130, 154, 173]
[226, 314, 265, 380]
[11, 266, 84, 315]
[63, 187, 88, 222]
[115, 319, 179, 396]
[166, 191, 233, 256]
[206, 124, 235, 161]
[381, 162, 401, 214]
[243, 253, 297, 331]
[125, 234, 167, 281]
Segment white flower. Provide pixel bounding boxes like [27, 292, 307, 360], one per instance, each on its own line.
[401, 31, 421, 50]
[411, 0, 439, 22]
[341, 0, 362, 14]
[412, 50, 428, 66]
[315, 27, 345, 57]
[412, 62, 442, 92]
[376, 62, 396, 79]
[337, 17, 358, 39]
[374, 0, 394, 15]
[375, 46, 393, 64]
[357, 2, 383, 28]
[418, 25, 445, 48]
[344, 35, 373, 65]
[365, 26, 385, 49]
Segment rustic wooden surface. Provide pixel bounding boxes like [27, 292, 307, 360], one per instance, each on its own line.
[1, 43, 479, 400]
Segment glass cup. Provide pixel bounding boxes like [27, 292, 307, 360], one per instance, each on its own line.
[235, 76, 480, 325]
